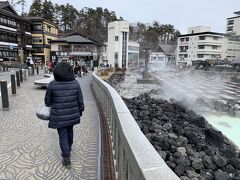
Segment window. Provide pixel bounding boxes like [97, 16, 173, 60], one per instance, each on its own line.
[212, 45, 218, 49]
[32, 37, 42, 43]
[199, 36, 205, 40]
[213, 36, 219, 40]
[198, 45, 204, 49]
[122, 32, 128, 67]
[228, 20, 234, 25]
[33, 24, 42, 31]
[227, 26, 233, 31]
[180, 38, 184, 42]
[184, 54, 188, 58]
[47, 38, 52, 44]
[186, 37, 189, 41]
[197, 54, 204, 58]
[115, 36, 118, 41]
[47, 26, 51, 32]
[191, 30, 194, 34]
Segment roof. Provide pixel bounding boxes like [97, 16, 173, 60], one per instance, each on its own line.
[153, 44, 177, 55]
[178, 31, 226, 37]
[0, 1, 31, 23]
[0, 1, 18, 15]
[51, 32, 99, 45]
[28, 16, 59, 28]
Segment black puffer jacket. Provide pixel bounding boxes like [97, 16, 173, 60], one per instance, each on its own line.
[44, 79, 84, 129]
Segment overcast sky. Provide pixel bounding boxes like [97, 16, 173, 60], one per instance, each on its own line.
[21, 0, 240, 34]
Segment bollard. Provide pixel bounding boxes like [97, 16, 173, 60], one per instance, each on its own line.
[37, 66, 39, 75]
[6, 66, 8, 71]
[16, 71, 20, 87]
[32, 66, 34, 76]
[11, 74, 16, 95]
[0, 81, 9, 111]
[19, 69, 23, 82]
[3, 65, 5, 72]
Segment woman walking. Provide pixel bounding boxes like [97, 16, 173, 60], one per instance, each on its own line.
[44, 62, 84, 168]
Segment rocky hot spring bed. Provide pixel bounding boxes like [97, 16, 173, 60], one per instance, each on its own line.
[105, 73, 240, 179]
[123, 94, 240, 180]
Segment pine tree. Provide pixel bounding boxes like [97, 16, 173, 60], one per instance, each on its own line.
[28, 0, 42, 17]
[42, 0, 54, 21]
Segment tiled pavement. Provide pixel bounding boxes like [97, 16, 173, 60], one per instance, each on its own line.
[0, 72, 101, 179]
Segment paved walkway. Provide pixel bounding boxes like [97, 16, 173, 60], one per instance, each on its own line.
[0, 72, 101, 179]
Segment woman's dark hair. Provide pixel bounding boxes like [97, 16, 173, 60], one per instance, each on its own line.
[53, 62, 75, 81]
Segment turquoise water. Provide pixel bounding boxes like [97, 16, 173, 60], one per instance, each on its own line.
[205, 114, 240, 148]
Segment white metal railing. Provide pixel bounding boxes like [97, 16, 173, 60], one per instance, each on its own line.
[92, 71, 180, 180]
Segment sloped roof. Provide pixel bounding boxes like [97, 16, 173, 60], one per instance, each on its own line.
[0, 1, 18, 16]
[156, 44, 177, 55]
[51, 32, 98, 44]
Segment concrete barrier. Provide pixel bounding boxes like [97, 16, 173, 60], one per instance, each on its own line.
[92, 70, 180, 180]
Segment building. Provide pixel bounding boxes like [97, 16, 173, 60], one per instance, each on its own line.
[226, 11, 240, 36]
[128, 41, 139, 68]
[176, 26, 228, 67]
[28, 17, 58, 65]
[50, 32, 99, 67]
[150, 44, 177, 64]
[107, 21, 129, 68]
[0, 1, 32, 63]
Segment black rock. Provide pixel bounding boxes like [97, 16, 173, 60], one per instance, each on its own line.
[229, 158, 240, 170]
[158, 150, 167, 161]
[175, 164, 186, 176]
[213, 154, 227, 168]
[204, 128, 224, 147]
[191, 158, 204, 170]
[203, 155, 217, 170]
[166, 160, 176, 169]
[214, 169, 230, 180]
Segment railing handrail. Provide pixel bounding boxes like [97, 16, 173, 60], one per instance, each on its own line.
[92, 70, 180, 180]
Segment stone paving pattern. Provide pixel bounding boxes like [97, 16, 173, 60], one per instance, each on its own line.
[0, 72, 100, 179]
[157, 70, 240, 104]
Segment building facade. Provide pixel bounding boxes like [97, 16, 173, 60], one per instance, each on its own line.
[0, 1, 32, 63]
[226, 11, 240, 36]
[128, 41, 139, 68]
[29, 17, 58, 64]
[50, 32, 99, 67]
[150, 44, 177, 64]
[176, 26, 239, 67]
[107, 21, 129, 68]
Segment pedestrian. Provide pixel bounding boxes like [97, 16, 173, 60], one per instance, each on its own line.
[44, 62, 84, 168]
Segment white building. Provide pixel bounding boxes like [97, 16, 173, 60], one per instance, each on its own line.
[176, 26, 240, 67]
[226, 11, 240, 36]
[150, 44, 177, 64]
[107, 21, 129, 68]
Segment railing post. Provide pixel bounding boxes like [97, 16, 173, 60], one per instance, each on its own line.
[0, 80, 9, 111]
[11, 74, 16, 95]
[16, 71, 20, 87]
